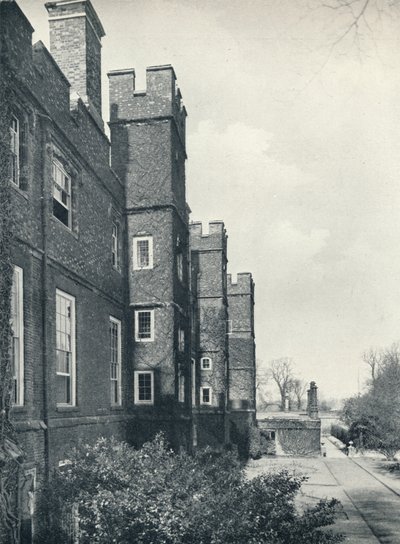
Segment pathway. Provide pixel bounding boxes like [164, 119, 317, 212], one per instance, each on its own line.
[247, 437, 400, 543]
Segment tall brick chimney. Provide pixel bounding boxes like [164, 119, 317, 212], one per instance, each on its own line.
[307, 381, 319, 419]
[45, 0, 105, 118]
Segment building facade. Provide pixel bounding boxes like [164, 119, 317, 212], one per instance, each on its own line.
[1, 0, 256, 540]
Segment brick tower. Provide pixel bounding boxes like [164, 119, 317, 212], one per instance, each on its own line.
[190, 221, 230, 447]
[227, 273, 256, 450]
[108, 66, 191, 448]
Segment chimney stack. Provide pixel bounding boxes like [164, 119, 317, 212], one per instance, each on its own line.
[45, 0, 105, 118]
[307, 381, 319, 419]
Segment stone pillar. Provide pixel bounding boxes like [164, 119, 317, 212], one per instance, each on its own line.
[284, 395, 290, 412]
[307, 381, 319, 419]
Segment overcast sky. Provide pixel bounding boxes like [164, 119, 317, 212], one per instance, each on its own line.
[18, 0, 400, 399]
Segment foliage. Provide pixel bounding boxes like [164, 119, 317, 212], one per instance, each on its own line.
[248, 423, 262, 459]
[37, 434, 343, 544]
[341, 344, 400, 460]
[330, 424, 349, 446]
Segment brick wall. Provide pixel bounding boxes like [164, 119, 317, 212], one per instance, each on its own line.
[108, 63, 192, 440]
[227, 273, 256, 409]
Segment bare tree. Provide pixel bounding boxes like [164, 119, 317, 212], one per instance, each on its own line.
[362, 343, 400, 384]
[362, 347, 382, 383]
[291, 378, 307, 411]
[269, 358, 294, 411]
[319, 0, 400, 48]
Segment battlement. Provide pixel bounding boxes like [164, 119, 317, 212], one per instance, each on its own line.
[227, 273, 254, 295]
[108, 65, 187, 143]
[189, 221, 227, 251]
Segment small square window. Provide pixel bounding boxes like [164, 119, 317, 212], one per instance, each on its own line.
[201, 357, 212, 371]
[134, 371, 154, 404]
[135, 310, 154, 342]
[133, 236, 153, 270]
[201, 387, 212, 405]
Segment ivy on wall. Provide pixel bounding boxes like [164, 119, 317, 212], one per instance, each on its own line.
[0, 31, 22, 544]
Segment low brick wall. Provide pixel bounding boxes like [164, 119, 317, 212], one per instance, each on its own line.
[258, 416, 321, 457]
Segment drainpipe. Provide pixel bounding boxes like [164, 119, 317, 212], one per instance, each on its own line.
[38, 113, 52, 486]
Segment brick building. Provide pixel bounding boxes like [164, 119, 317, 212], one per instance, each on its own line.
[1, 0, 256, 540]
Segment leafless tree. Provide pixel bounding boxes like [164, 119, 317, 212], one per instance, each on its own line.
[362, 343, 400, 383]
[319, 0, 400, 48]
[269, 358, 294, 411]
[291, 378, 307, 410]
[362, 347, 382, 383]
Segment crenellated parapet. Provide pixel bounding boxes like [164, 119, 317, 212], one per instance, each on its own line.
[108, 65, 187, 146]
[227, 273, 254, 296]
[189, 221, 227, 252]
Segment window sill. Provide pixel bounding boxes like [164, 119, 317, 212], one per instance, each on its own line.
[11, 183, 28, 200]
[56, 405, 79, 413]
[10, 405, 27, 413]
[51, 215, 79, 239]
[110, 404, 124, 411]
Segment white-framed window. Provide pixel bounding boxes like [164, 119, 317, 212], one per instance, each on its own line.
[10, 115, 20, 186]
[227, 320, 233, 334]
[133, 236, 153, 270]
[53, 159, 72, 229]
[11, 266, 24, 406]
[135, 310, 154, 342]
[191, 358, 196, 407]
[56, 290, 76, 406]
[111, 221, 120, 269]
[178, 327, 185, 352]
[200, 357, 212, 371]
[178, 372, 185, 403]
[176, 252, 183, 282]
[110, 317, 122, 406]
[200, 386, 212, 405]
[134, 370, 154, 405]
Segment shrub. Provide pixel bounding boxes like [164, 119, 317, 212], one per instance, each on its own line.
[248, 423, 262, 459]
[330, 424, 349, 445]
[36, 434, 343, 544]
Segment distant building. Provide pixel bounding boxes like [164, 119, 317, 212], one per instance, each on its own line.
[1, 0, 256, 540]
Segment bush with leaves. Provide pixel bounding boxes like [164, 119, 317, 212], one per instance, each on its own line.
[341, 347, 400, 460]
[330, 424, 349, 446]
[36, 434, 343, 544]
